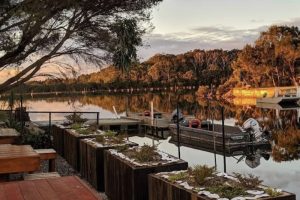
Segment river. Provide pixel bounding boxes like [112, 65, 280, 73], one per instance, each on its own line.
[1, 92, 299, 197]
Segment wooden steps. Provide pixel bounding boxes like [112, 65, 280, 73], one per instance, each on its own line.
[23, 172, 61, 180]
[35, 149, 57, 172]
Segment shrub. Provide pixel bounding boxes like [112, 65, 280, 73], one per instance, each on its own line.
[168, 172, 189, 183]
[22, 131, 52, 149]
[192, 165, 215, 185]
[103, 130, 117, 137]
[208, 185, 246, 199]
[265, 188, 282, 197]
[71, 123, 83, 130]
[65, 113, 87, 124]
[127, 145, 160, 163]
[233, 173, 262, 189]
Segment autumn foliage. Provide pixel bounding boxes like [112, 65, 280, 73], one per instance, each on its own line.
[221, 26, 300, 94]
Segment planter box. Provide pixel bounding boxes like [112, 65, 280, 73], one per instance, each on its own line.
[52, 124, 70, 157]
[79, 138, 138, 191]
[148, 173, 296, 200]
[104, 149, 188, 200]
[64, 129, 101, 171]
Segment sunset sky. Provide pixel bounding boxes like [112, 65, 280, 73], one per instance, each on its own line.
[138, 0, 300, 59]
[1, 0, 300, 82]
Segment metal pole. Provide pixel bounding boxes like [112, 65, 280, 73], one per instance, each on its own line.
[73, 112, 76, 123]
[96, 112, 99, 126]
[49, 112, 52, 135]
[221, 107, 226, 173]
[176, 103, 181, 159]
[20, 95, 23, 133]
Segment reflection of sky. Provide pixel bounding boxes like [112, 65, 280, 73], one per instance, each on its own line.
[0, 99, 124, 121]
[2, 96, 299, 196]
[129, 136, 300, 197]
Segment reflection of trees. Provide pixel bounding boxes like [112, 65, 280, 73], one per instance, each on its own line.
[26, 93, 300, 162]
[272, 128, 300, 162]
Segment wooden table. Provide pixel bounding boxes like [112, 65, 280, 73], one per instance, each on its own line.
[0, 176, 102, 200]
[0, 128, 20, 144]
[0, 145, 40, 174]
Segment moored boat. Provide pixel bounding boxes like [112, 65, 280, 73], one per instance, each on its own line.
[169, 122, 269, 150]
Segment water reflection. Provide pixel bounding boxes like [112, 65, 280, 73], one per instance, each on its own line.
[0, 93, 299, 195]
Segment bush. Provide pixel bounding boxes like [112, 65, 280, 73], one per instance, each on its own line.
[21, 131, 52, 149]
[65, 113, 87, 124]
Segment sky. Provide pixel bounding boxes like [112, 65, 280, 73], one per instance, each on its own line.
[2, 0, 300, 82]
[138, 0, 300, 59]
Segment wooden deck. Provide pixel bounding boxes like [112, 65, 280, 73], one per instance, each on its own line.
[0, 176, 102, 200]
[98, 117, 142, 134]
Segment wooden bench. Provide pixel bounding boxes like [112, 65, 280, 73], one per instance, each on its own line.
[0, 128, 21, 144]
[23, 172, 61, 180]
[0, 145, 40, 174]
[35, 149, 57, 172]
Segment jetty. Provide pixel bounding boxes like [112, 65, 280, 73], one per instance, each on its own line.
[127, 111, 170, 138]
[97, 117, 142, 134]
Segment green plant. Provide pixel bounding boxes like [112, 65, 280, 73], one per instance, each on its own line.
[129, 144, 160, 163]
[192, 165, 215, 185]
[208, 185, 246, 199]
[65, 113, 87, 124]
[116, 144, 130, 152]
[103, 130, 117, 137]
[95, 135, 104, 143]
[77, 128, 91, 135]
[265, 188, 282, 197]
[168, 172, 189, 183]
[87, 124, 98, 132]
[111, 134, 125, 144]
[71, 123, 83, 130]
[21, 129, 52, 149]
[233, 173, 262, 189]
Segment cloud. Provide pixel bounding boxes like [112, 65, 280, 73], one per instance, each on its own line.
[138, 25, 266, 60]
[139, 18, 300, 60]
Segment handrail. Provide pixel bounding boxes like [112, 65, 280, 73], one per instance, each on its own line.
[0, 110, 100, 134]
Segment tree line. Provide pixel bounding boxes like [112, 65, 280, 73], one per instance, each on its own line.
[18, 49, 239, 93]
[8, 25, 300, 95]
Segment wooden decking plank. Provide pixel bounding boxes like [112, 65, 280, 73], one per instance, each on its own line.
[3, 182, 23, 200]
[58, 176, 98, 200]
[0, 176, 101, 200]
[47, 177, 81, 200]
[18, 181, 43, 200]
[69, 176, 101, 200]
[48, 176, 101, 200]
[0, 184, 7, 200]
[32, 179, 58, 200]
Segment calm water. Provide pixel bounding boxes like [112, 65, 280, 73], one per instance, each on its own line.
[1, 92, 299, 196]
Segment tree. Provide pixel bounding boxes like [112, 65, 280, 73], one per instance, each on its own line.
[0, 0, 162, 93]
[112, 19, 143, 73]
[222, 25, 300, 91]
